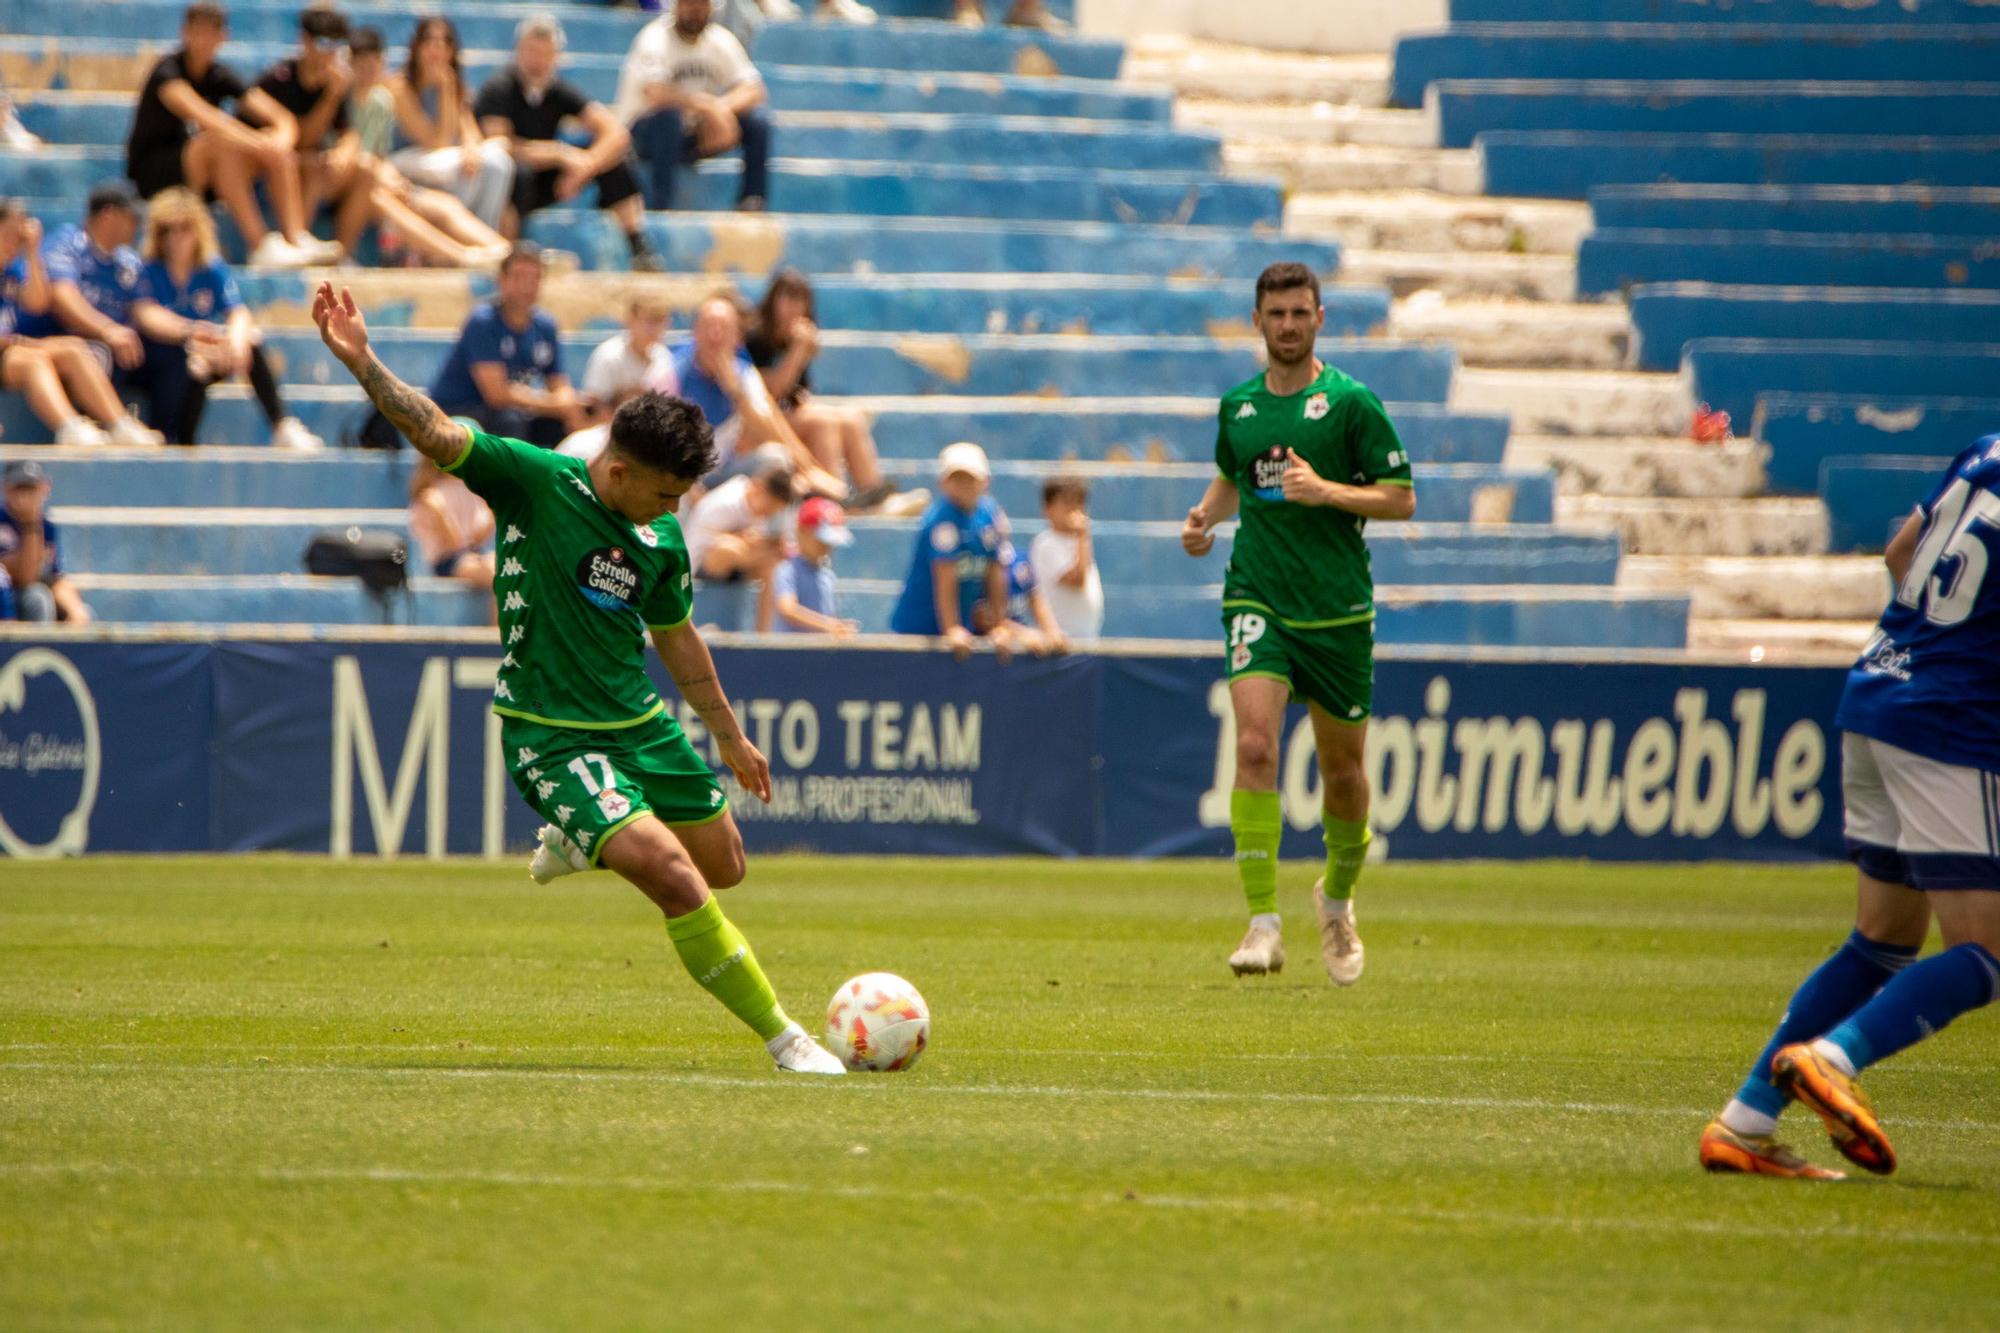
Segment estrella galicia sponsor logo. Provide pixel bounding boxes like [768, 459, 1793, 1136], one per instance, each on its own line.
[1251, 445, 1288, 503]
[0, 648, 102, 858]
[577, 546, 642, 613]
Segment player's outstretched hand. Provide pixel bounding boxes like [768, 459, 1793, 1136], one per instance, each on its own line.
[312, 282, 370, 368]
[1181, 505, 1215, 557]
[719, 733, 773, 804]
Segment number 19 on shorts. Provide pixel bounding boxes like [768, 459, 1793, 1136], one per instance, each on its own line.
[1228, 612, 1266, 673]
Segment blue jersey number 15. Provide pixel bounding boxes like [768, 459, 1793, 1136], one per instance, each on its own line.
[1895, 477, 2000, 628]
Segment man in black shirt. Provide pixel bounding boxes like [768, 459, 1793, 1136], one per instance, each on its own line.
[475, 14, 661, 272]
[252, 9, 511, 270]
[125, 2, 337, 267]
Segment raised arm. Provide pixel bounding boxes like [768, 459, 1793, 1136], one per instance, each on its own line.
[651, 621, 772, 802]
[311, 281, 468, 464]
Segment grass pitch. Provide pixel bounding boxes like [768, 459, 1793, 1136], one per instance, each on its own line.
[2, 856, 1996, 1331]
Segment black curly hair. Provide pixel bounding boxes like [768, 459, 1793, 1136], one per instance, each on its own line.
[607, 393, 718, 480]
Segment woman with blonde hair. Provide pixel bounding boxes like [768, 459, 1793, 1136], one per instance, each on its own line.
[388, 17, 516, 231]
[129, 188, 321, 448]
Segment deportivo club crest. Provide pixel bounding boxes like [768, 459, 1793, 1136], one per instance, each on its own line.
[1304, 392, 1330, 421]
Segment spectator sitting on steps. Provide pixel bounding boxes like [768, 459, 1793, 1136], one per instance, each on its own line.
[408, 456, 498, 624]
[953, 0, 1068, 31]
[429, 243, 582, 450]
[1029, 474, 1102, 643]
[614, 0, 773, 213]
[0, 459, 92, 624]
[672, 294, 843, 495]
[388, 16, 518, 232]
[683, 456, 795, 632]
[772, 496, 860, 636]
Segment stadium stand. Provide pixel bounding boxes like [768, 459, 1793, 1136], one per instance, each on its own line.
[0, 0, 1714, 650]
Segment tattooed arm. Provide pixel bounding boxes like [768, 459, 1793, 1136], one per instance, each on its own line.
[311, 282, 469, 465]
[652, 621, 772, 803]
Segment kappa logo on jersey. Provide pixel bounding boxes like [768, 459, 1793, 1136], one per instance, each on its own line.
[1251, 445, 1289, 503]
[577, 545, 641, 613]
[709, 789, 723, 807]
[1304, 393, 1330, 422]
[597, 790, 632, 821]
[1236, 401, 1257, 419]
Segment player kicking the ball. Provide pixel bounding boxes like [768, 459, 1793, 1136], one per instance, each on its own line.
[1700, 436, 2000, 1179]
[311, 281, 845, 1076]
[1182, 262, 1415, 985]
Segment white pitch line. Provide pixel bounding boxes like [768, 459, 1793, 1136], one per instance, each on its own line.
[1, 1161, 1994, 1248]
[3, 1060, 1997, 1133]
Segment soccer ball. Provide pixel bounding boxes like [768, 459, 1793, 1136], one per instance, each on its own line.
[825, 972, 930, 1072]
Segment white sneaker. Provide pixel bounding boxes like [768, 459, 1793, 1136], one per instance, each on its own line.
[1228, 922, 1284, 976]
[248, 233, 312, 268]
[769, 1022, 847, 1075]
[0, 110, 40, 150]
[1313, 881, 1364, 987]
[760, 0, 803, 17]
[271, 416, 325, 451]
[293, 234, 343, 265]
[54, 417, 112, 447]
[820, 0, 878, 21]
[107, 414, 165, 447]
[879, 487, 932, 518]
[527, 824, 590, 885]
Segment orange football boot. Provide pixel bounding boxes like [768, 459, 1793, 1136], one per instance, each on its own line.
[1771, 1043, 1897, 1175]
[1698, 1120, 1845, 1180]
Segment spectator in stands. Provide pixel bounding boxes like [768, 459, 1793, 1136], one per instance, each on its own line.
[558, 293, 680, 461]
[1029, 475, 1102, 642]
[430, 244, 579, 449]
[614, 0, 773, 212]
[125, 2, 339, 267]
[674, 294, 843, 493]
[130, 188, 322, 449]
[0, 71, 40, 150]
[388, 16, 517, 231]
[0, 201, 156, 447]
[772, 496, 860, 636]
[255, 11, 510, 271]
[890, 441, 1009, 659]
[408, 456, 497, 623]
[973, 539, 1067, 655]
[16, 184, 171, 445]
[346, 28, 397, 157]
[758, 0, 879, 21]
[748, 270, 896, 510]
[0, 460, 90, 624]
[683, 457, 795, 631]
[476, 14, 662, 272]
[953, 0, 1067, 31]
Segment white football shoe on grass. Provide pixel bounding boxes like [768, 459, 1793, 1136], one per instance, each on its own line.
[1229, 922, 1284, 976]
[769, 1023, 847, 1075]
[1314, 880, 1364, 986]
[527, 824, 590, 884]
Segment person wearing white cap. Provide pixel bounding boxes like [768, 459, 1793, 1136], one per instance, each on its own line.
[888, 441, 1008, 657]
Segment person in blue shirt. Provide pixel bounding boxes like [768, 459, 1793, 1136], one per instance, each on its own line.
[670, 295, 840, 495]
[1700, 436, 2000, 1182]
[971, 538, 1068, 656]
[16, 183, 170, 445]
[128, 187, 321, 448]
[889, 441, 1010, 656]
[0, 459, 90, 623]
[771, 496, 859, 636]
[428, 244, 578, 449]
[0, 201, 153, 447]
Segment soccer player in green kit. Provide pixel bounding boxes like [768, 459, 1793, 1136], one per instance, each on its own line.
[1182, 262, 1416, 985]
[311, 279, 846, 1075]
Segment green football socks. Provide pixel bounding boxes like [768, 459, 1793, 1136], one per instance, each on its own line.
[1323, 818, 1370, 903]
[1230, 788, 1283, 916]
[665, 896, 791, 1041]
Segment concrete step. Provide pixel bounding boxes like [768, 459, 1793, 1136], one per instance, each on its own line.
[1559, 496, 1829, 557]
[1503, 436, 1767, 499]
[1688, 618, 1873, 665]
[1226, 143, 1479, 194]
[1123, 37, 1389, 106]
[1176, 99, 1432, 149]
[1286, 191, 1591, 255]
[1388, 296, 1629, 369]
[1335, 250, 1576, 303]
[1454, 368, 1691, 438]
[1621, 555, 1889, 621]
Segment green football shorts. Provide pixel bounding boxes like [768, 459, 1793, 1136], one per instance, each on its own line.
[1221, 608, 1375, 723]
[503, 714, 728, 865]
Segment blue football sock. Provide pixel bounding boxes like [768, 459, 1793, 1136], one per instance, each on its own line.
[1732, 930, 1917, 1118]
[1822, 942, 2000, 1073]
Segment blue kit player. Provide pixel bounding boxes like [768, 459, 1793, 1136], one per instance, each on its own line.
[1701, 436, 2000, 1179]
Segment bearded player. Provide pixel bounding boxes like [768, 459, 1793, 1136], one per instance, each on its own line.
[1182, 262, 1415, 985]
[311, 281, 845, 1075]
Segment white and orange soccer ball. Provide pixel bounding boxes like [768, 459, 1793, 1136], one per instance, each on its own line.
[825, 972, 931, 1072]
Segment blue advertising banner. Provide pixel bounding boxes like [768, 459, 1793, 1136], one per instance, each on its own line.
[0, 634, 1850, 863]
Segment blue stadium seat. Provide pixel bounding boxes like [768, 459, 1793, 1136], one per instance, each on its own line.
[1819, 454, 1953, 553]
[1579, 231, 2000, 298]
[1686, 338, 2000, 427]
[1629, 285, 2000, 374]
[1448, 0, 2000, 24]
[1478, 131, 2000, 199]
[1753, 393, 2000, 494]
[1588, 184, 2000, 237]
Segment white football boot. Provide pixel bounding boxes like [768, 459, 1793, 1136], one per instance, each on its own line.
[1228, 922, 1285, 976]
[527, 824, 590, 884]
[768, 1022, 847, 1075]
[1313, 880, 1365, 986]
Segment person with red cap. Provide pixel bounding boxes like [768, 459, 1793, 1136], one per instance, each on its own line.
[772, 496, 860, 636]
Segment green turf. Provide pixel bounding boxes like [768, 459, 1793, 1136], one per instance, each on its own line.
[2, 856, 1996, 1331]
